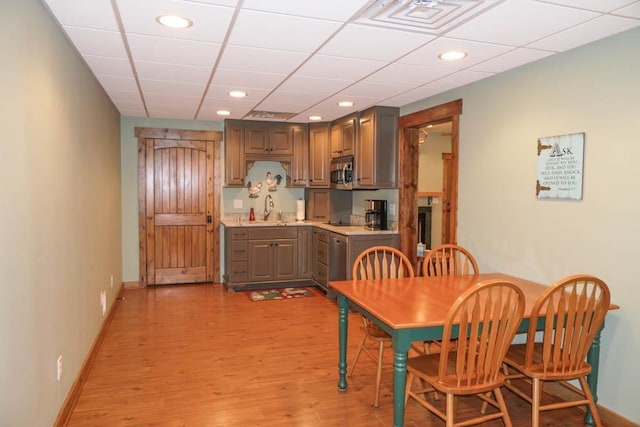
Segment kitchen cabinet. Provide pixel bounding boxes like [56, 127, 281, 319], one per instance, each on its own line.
[298, 226, 313, 279]
[305, 190, 330, 222]
[346, 233, 399, 279]
[290, 124, 309, 187]
[224, 121, 246, 186]
[354, 106, 399, 189]
[225, 228, 249, 283]
[305, 189, 352, 223]
[244, 122, 293, 155]
[312, 228, 329, 288]
[330, 113, 357, 159]
[308, 123, 330, 188]
[310, 228, 399, 293]
[225, 226, 299, 288]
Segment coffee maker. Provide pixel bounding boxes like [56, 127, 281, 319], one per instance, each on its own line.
[364, 199, 388, 230]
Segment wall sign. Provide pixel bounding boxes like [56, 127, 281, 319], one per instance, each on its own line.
[536, 132, 584, 200]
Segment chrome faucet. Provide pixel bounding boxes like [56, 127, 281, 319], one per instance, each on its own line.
[264, 194, 274, 221]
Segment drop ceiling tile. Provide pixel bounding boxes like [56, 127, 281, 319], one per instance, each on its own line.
[62, 26, 127, 58]
[242, 0, 372, 21]
[364, 63, 454, 87]
[116, 0, 234, 42]
[258, 92, 328, 110]
[134, 61, 211, 84]
[385, 70, 494, 105]
[139, 80, 206, 97]
[95, 74, 139, 92]
[218, 45, 309, 74]
[527, 15, 640, 51]
[250, 102, 307, 117]
[112, 97, 145, 111]
[83, 55, 134, 78]
[179, 0, 238, 6]
[144, 92, 201, 106]
[446, 0, 599, 47]
[146, 105, 198, 120]
[127, 34, 221, 67]
[312, 95, 379, 114]
[468, 48, 553, 73]
[199, 97, 255, 119]
[398, 37, 514, 69]
[614, 2, 640, 18]
[319, 23, 435, 61]
[107, 89, 142, 103]
[212, 69, 286, 90]
[339, 81, 413, 99]
[277, 76, 352, 95]
[228, 10, 342, 53]
[44, 0, 117, 30]
[541, 0, 636, 13]
[206, 85, 271, 101]
[295, 54, 387, 81]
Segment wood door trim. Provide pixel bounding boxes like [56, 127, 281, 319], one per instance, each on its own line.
[137, 127, 222, 287]
[398, 99, 462, 264]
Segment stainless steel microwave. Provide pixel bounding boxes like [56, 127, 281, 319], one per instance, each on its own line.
[330, 157, 353, 190]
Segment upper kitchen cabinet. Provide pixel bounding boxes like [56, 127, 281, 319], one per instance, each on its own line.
[308, 123, 330, 188]
[224, 121, 246, 186]
[354, 106, 399, 189]
[330, 113, 358, 159]
[290, 124, 309, 187]
[245, 122, 293, 156]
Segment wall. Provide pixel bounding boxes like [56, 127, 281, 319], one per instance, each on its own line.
[0, 0, 122, 425]
[401, 27, 640, 422]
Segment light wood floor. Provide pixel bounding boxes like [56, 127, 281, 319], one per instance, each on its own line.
[67, 284, 595, 426]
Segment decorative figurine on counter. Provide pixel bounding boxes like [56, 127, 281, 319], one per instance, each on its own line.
[265, 171, 283, 191]
[246, 181, 262, 198]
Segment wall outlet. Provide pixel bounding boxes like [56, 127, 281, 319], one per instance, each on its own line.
[110, 274, 114, 288]
[389, 203, 396, 216]
[100, 291, 107, 316]
[233, 199, 243, 209]
[57, 355, 63, 382]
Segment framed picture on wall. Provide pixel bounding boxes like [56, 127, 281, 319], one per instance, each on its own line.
[536, 132, 585, 200]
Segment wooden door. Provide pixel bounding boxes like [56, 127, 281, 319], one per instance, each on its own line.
[137, 128, 222, 286]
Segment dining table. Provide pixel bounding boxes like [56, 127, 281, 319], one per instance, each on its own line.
[329, 272, 617, 427]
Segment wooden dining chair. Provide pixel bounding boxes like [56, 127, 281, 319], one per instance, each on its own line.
[349, 246, 415, 407]
[422, 244, 480, 354]
[405, 279, 525, 427]
[501, 274, 610, 427]
[422, 243, 479, 277]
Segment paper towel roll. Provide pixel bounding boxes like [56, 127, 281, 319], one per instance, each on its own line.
[296, 199, 305, 221]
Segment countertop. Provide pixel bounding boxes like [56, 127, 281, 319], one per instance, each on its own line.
[220, 219, 398, 236]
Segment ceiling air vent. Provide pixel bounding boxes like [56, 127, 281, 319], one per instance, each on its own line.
[245, 110, 297, 121]
[355, 0, 503, 35]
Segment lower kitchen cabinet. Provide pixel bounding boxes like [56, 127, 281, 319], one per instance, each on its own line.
[312, 228, 329, 288]
[224, 225, 301, 289]
[224, 224, 398, 292]
[248, 238, 297, 281]
[346, 234, 399, 279]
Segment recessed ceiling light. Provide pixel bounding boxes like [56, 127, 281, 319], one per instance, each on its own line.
[309, 115, 322, 121]
[229, 90, 247, 98]
[438, 50, 467, 61]
[156, 15, 193, 29]
[216, 110, 231, 116]
[338, 101, 354, 107]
